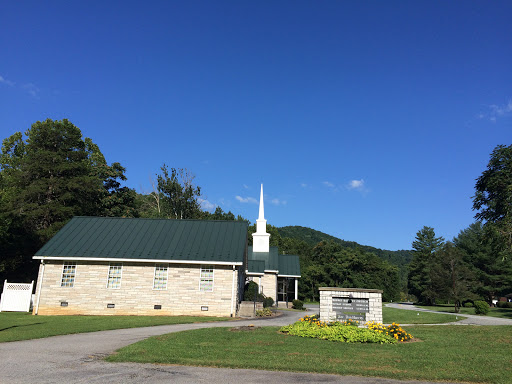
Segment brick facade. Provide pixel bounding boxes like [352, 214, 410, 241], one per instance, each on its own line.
[33, 261, 240, 317]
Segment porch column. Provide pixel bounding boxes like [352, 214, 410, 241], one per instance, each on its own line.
[294, 278, 298, 300]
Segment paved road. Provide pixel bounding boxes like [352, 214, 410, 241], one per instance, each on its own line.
[386, 302, 512, 325]
[0, 306, 481, 384]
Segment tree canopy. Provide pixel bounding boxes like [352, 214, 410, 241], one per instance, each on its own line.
[473, 144, 512, 223]
[0, 119, 136, 282]
[473, 144, 512, 262]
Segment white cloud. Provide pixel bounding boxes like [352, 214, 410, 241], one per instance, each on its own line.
[271, 198, 287, 206]
[348, 179, 365, 190]
[323, 181, 335, 188]
[0, 75, 14, 86]
[235, 195, 258, 204]
[478, 99, 512, 122]
[23, 83, 40, 98]
[300, 183, 308, 188]
[490, 100, 512, 116]
[243, 184, 249, 189]
[199, 198, 216, 212]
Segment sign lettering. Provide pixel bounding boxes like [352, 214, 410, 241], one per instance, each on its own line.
[332, 296, 369, 322]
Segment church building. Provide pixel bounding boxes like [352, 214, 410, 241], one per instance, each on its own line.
[32, 185, 300, 316]
[247, 185, 300, 304]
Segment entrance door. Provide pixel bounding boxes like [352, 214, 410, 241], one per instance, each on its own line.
[277, 279, 287, 302]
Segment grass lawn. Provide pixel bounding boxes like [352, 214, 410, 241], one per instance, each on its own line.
[107, 325, 512, 384]
[382, 306, 458, 324]
[0, 312, 230, 343]
[417, 304, 512, 319]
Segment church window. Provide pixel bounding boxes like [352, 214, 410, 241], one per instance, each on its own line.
[61, 262, 76, 287]
[107, 263, 122, 289]
[153, 264, 168, 290]
[199, 266, 214, 292]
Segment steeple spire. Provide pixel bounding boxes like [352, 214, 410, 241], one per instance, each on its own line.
[252, 183, 270, 252]
[258, 184, 265, 220]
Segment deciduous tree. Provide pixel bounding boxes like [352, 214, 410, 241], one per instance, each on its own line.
[157, 164, 202, 219]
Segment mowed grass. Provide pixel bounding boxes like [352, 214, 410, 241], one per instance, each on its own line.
[382, 306, 459, 324]
[107, 325, 512, 384]
[0, 312, 230, 343]
[417, 304, 512, 319]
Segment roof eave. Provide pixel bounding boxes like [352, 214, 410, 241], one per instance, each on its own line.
[33, 256, 243, 266]
[245, 271, 265, 276]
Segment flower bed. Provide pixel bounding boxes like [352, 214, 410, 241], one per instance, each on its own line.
[279, 315, 412, 344]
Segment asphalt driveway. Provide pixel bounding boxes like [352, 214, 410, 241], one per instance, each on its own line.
[385, 302, 512, 325]
[0, 306, 494, 384]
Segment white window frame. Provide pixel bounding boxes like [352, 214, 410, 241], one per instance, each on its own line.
[107, 263, 123, 289]
[61, 262, 76, 288]
[199, 265, 214, 292]
[153, 263, 168, 290]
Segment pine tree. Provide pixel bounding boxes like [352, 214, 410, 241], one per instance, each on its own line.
[408, 226, 445, 304]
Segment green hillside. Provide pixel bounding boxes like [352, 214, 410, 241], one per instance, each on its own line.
[277, 225, 413, 269]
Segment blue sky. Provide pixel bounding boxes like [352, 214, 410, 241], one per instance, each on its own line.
[1, 1, 511, 250]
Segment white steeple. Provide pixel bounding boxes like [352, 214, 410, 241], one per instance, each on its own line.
[252, 184, 270, 252]
[258, 184, 265, 221]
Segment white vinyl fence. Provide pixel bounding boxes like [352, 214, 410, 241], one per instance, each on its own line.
[0, 280, 34, 312]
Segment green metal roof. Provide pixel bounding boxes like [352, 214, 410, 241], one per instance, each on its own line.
[247, 246, 279, 271]
[278, 254, 301, 277]
[247, 246, 301, 277]
[34, 217, 248, 264]
[247, 260, 265, 275]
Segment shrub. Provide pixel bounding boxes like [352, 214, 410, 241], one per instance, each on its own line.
[300, 314, 320, 324]
[367, 321, 413, 342]
[280, 319, 404, 344]
[292, 299, 304, 310]
[474, 300, 490, 315]
[255, 308, 273, 317]
[463, 302, 474, 308]
[386, 323, 413, 342]
[498, 301, 512, 309]
[340, 318, 359, 327]
[243, 281, 264, 301]
[263, 297, 274, 308]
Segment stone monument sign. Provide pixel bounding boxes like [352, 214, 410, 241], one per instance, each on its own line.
[319, 287, 382, 324]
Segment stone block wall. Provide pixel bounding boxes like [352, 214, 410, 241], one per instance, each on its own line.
[238, 301, 263, 317]
[261, 273, 277, 302]
[33, 261, 239, 317]
[319, 287, 383, 324]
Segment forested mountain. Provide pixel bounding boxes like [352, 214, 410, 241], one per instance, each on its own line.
[278, 226, 413, 270]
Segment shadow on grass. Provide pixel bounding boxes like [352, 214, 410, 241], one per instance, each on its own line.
[493, 308, 512, 319]
[0, 323, 43, 332]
